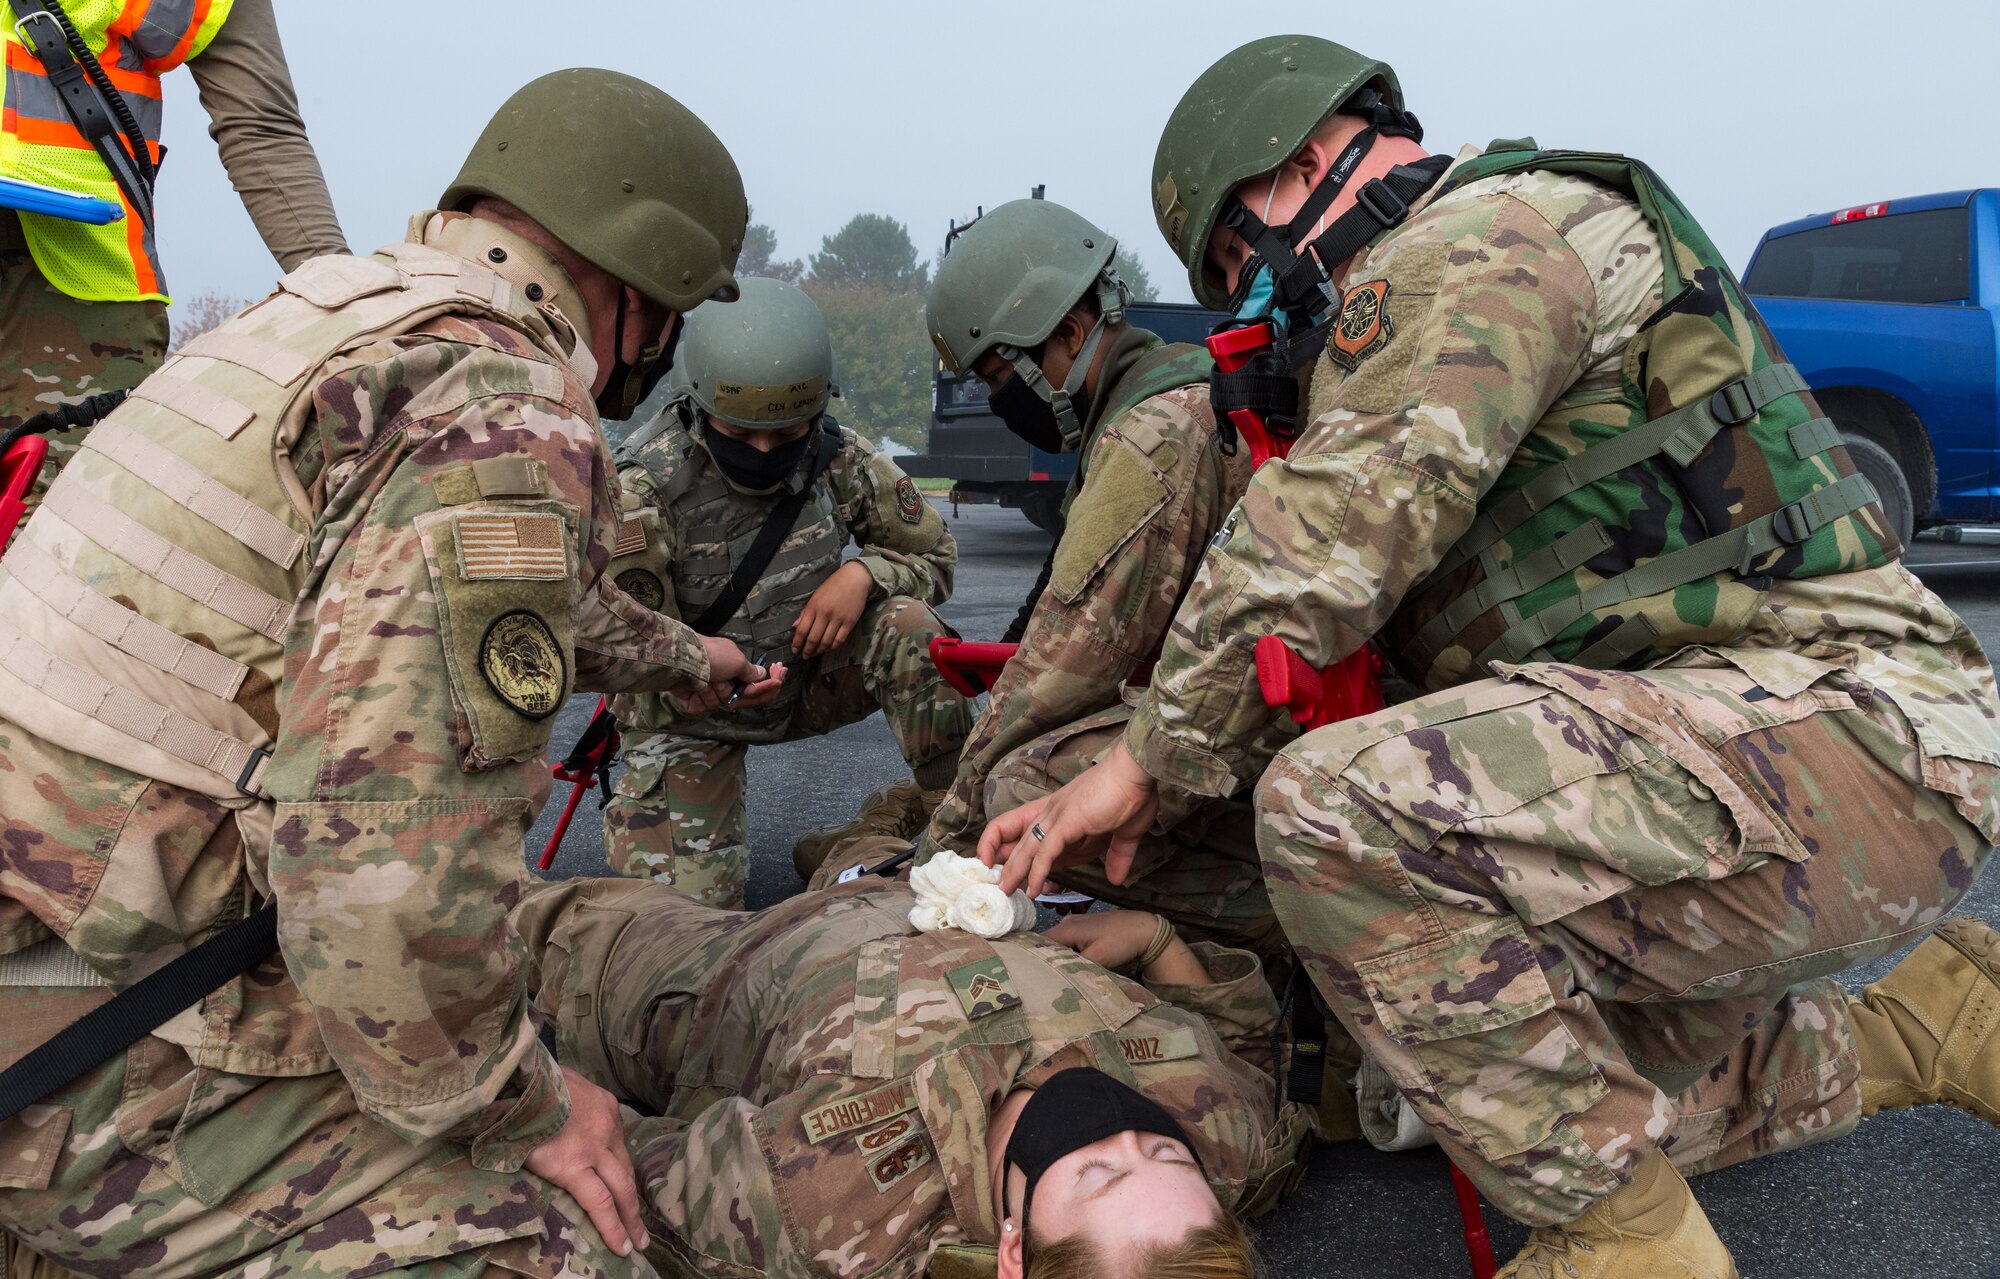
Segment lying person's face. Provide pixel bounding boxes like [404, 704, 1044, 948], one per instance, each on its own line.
[1000, 1128, 1219, 1276]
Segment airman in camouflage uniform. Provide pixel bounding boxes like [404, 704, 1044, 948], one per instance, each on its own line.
[510, 871, 1311, 1278]
[604, 277, 969, 908]
[986, 36, 2000, 1277]
[0, 70, 768, 1278]
[908, 199, 1286, 967]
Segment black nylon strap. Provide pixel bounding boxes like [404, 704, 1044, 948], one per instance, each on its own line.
[1279, 964, 1329, 1106]
[692, 421, 843, 636]
[560, 703, 618, 773]
[0, 904, 277, 1123]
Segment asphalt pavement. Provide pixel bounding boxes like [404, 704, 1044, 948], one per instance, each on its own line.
[532, 502, 2000, 1279]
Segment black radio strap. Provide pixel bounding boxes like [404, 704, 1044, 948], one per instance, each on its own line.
[10, 0, 157, 226]
[0, 904, 276, 1123]
[692, 421, 844, 635]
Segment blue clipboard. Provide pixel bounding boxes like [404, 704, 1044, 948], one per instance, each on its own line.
[0, 176, 123, 225]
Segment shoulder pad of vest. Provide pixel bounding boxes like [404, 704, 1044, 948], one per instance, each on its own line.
[277, 254, 407, 310]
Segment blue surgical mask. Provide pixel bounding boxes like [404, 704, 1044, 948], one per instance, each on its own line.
[1229, 256, 1289, 338]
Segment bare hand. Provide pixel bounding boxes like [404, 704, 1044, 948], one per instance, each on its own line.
[792, 561, 872, 658]
[682, 639, 772, 714]
[979, 743, 1160, 898]
[525, 1068, 649, 1257]
[729, 661, 789, 710]
[1045, 910, 1164, 971]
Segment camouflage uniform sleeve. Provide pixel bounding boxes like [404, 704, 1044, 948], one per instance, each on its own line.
[1126, 192, 1601, 796]
[831, 427, 956, 605]
[266, 334, 628, 1171]
[1144, 942, 1282, 1075]
[926, 393, 1238, 854]
[572, 461, 710, 693]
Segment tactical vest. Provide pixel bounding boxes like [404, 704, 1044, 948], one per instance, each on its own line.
[619, 411, 847, 658]
[0, 238, 565, 825]
[1379, 148, 1899, 690]
[1, 0, 234, 301]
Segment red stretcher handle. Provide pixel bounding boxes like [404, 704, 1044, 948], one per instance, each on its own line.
[539, 696, 615, 870]
[0, 434, 49, 554]
[929, 637, 1018, 697]
[1204, 322, 1285, 469]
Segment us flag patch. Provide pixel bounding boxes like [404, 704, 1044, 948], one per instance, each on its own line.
[456, 512, 567, 580]
[613, 517, 648, 558]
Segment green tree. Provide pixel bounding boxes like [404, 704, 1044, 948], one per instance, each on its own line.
[808, 213, 930, 293]
[738, 203, 801, 283]
[804, 281, 932, 452]
[1111, 242, 1158, 303]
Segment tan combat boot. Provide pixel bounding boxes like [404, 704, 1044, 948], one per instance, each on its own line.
[1496, 1149, 1737, 1279]
[792, 777, 941, 880]
[1851, 915, 2000, 1124]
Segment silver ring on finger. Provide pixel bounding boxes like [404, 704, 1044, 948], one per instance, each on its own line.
[1031, 822, 1047, 842]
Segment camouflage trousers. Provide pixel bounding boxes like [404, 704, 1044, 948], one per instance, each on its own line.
[604, 596, 970, 908]
[986, 703, 1291, 974]
[1256, 659, 1997, 1228]
[0, 986, 650, 1279]
[0, 250, 168, 526]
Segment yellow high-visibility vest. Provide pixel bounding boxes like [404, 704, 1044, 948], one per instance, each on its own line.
[1, 0, 233, 302]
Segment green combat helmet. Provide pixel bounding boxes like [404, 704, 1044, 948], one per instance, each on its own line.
[926, 198, 1128, 452]
[1152, 35, 1405, 308]
[667, 276, 837, 431]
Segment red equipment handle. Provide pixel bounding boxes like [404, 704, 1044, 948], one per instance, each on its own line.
[1254, 636, 1386, 732]
[0, 434, 49, 553]
[1449, 1162, 1498, 1279]
[539, 696, 615, 870]
[929, 637, 1018, 697]
[1204, 322, 1284, 468]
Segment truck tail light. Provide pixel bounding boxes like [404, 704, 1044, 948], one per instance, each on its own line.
[1028, 471, 1050, 481]
[1832, 202, 1890, 224]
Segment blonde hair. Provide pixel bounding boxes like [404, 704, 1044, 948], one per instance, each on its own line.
[1026, 1215, 1259, 1279]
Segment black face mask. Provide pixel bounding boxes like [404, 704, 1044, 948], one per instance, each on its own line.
[989, 370, 1088, 455]
[700, 420, 814, 494]
[596, 304, 682, 421]
[1004, 1067, 1202, 1225]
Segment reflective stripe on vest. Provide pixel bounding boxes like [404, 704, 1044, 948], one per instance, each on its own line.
[0, 0, 235, 302]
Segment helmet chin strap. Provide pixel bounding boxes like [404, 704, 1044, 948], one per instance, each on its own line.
[997, 270, 1128, 452]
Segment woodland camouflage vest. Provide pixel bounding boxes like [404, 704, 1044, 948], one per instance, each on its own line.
[1381, 147, 1900, 689]
[0, 241, 562, 816]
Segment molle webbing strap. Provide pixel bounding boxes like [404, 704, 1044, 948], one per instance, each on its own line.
[1413, 522, 1613, 660]
[40, 477, 293, 641]
[176, 328, 317, 388]
[0, 613, 272, 798]
[128, 373, 257, 441]
[2, 536, 250, 700]
[1479, 470, 1879, 669]
[1431, 364, 1815, 584]
[83, 422, 306, 568]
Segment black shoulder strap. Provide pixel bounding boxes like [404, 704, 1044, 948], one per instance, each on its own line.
[691, 421, 844, 636]
[0, 904, 276, 1123]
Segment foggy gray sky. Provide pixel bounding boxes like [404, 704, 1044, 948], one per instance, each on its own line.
[156, 1, 1997, 311]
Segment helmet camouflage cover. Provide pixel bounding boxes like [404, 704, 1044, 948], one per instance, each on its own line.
[667, 276, 836, 430]
[1152, 35, 1403, 308]
[926, 198, 1125, 375]
[443, 67, 748, 312]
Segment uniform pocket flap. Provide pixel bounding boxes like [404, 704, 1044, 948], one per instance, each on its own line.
[1356, 917, 1553, 1047]
[0, 1103, 70, 1190]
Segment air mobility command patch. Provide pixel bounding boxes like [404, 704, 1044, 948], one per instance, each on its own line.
[896, 476, 924, 524]
[614, 568, 665, 611]
[479, 610, 566, 719]
[1331, 279, 1394, 371]
[947, 956, 1021, 1021]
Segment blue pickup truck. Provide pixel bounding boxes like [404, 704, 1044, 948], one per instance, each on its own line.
[1745, 189, 1999, 542]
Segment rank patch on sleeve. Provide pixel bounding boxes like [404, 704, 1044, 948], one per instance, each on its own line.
[1331, 279, 1395, 371]
[478, 609, 567, 719]
[895, 476, 924, 524]
[613, 567, 666, 611]
[1118, 1026, 1202, 1066]
[865, 1133, 933, 1195]
[801, 1079, 918, 1145]
[456, 512, 567, 580]
[947, 956, 1021, 1021]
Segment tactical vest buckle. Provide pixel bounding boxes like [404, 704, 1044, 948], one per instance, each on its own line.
[1709, 379, 1758, 427]
[1353, 178, 1411, 230]
[236, 747, 272, 799]
[1771, 499, 1813, 546]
